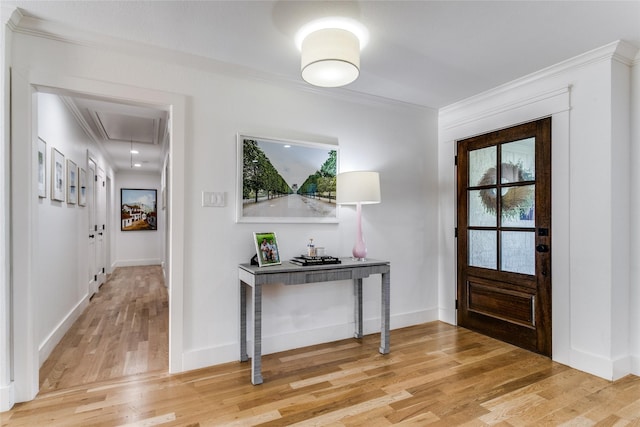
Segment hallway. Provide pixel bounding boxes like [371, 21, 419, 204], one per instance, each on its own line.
[38, 265, 168, 393]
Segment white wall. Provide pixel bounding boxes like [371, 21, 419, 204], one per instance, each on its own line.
[438, 41, 639, 380]
[0, 5, 15, 413]
[36, 92, 115, 365]
[630, 50, 640, 375]
[7, 15, 439, 402]
[114, 171, 163, 268]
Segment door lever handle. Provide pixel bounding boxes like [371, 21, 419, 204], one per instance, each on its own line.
[536, 244, 549, 253]
[89, 234, 95, 238]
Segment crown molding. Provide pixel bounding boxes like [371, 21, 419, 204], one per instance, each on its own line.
[440, 40, 637, 120]
[9, 12, 431, 113]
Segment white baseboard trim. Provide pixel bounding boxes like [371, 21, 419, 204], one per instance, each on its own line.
[632, 355, 640, 376]
[438, 308, 457, 326]
[181, 309, 438, 372]
[569, 347, 633, 381]
[112, 259, 162, 268]
[38, 295, 89, 367]
[0, 382, 15, 412]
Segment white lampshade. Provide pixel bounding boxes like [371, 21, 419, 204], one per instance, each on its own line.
[301, 27, 360, 87]
[337, 171, 381, 205]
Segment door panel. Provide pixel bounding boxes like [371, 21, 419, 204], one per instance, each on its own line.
[96, 166, 106, 288]
[88, 159, 97, 297]
[457, 117, 551, 356]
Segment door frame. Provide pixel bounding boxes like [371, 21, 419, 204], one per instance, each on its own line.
[439, 87, 572, 367]
[10, 69, 186, 402]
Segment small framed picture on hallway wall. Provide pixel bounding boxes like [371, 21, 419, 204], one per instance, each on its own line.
[67, 159, 77, 205]
[37, 138, 47, 198]
[51, 147, 65, 202]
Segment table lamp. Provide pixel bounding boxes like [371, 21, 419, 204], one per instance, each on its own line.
[337, 171, 381, 260]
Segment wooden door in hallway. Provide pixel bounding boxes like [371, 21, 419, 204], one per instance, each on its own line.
[456, 118, 552, 356]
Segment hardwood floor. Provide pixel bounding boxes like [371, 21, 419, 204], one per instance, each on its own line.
[39, 265, 168, 392]
[3, 320, 639, 426]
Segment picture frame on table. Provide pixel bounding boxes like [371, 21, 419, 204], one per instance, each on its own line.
[237, 134, 339, 223]
[51, 147, 65, 202]
[253, 232, 281, 267]
[67, 159, 77, 205]
[37, 138, 46, 198]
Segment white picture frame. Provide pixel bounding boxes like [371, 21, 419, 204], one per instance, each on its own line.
[37, 138, 46, 198]
[237, 134, 339, 223]
[67, 159, 77, 205]
[51, 148, 65, 202]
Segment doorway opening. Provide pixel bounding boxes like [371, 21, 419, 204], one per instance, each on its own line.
[10, 74, 185, 403]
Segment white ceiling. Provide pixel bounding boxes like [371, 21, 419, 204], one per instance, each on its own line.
[7, 1, 640, 169]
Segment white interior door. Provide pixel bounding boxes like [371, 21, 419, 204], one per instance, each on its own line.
[87, 158, 97, 297]
[96, 166, 107, 288]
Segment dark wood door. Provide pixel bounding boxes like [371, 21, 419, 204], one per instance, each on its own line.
[457, 118, 551, 356]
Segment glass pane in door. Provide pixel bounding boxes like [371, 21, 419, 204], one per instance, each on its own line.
[468, 230, 497, 269]
[501, 184, 535, 227]
[501, 138, 535, 182]
[501, 231, 535, 275]
[468, 190, 497, 226]
[469, 146, 496, 187]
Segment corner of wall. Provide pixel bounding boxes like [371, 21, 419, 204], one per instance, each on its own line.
[0, 381, 15, 412]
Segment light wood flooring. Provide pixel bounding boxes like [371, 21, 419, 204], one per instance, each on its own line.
[3, 316, 640, 425]
[38, 265, 169, 392]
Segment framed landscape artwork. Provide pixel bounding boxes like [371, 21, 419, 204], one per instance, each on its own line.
[237, 134, 338, 223]
[121, 188, 158, 231]
[67, 159, 77, 204]
[253, 232, 281, 267]
[51, 147, 65, 202]
[37, 138, 46, 198]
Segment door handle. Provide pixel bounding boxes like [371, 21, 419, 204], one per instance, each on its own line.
[536, 244, 549, 253]
[98, 232, 103, 236]
[89, 234, 95, 238]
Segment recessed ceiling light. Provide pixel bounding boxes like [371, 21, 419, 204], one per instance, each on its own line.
[133, 163, 142, 167]
[130, 149, 139, 154]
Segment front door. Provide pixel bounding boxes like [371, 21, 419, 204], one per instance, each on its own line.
[456, 118, 552, 356]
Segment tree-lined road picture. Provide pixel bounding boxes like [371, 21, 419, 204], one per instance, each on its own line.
[241, 137, 337, 221]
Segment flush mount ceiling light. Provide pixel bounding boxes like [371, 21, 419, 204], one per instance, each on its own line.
[295, 17, 369, 88]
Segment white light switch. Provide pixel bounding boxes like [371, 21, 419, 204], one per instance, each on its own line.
[202, 191, 226, 207]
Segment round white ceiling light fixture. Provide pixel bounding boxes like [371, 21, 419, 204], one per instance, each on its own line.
[295, 17, 369, 88]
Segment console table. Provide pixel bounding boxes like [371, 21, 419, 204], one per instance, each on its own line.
[239, 258, 390, 385]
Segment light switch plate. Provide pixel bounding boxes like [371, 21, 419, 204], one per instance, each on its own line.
[202, 191, 226, 207]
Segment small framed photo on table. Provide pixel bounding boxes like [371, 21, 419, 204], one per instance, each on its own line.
[253, 232, 281, 267]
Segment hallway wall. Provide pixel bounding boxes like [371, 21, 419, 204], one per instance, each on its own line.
[113, 171, 163, 268]
[36, 92, 115, 365]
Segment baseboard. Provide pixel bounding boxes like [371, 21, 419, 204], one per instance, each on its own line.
[632, 354, 640, 376]
[181, 309, 437, 372]
[438, 307, 457, 326]
[0, 381, 15, 412]
[38, 295, 89, 367]
[112, 258, 162, 268]
[569, 347, 633, 380]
